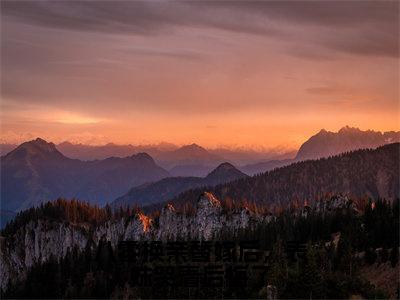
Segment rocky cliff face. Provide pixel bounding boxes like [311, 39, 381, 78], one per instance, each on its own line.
[0, 192, 271, 290]
[0, 192, 356, 290]
[298, 194, 358, 217]
[0, 221, 89, 290]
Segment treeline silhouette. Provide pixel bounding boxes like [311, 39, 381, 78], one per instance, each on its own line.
[165, 143, 399, 211]
[1, 199, 140, 237]
[2, 199, 398, 299]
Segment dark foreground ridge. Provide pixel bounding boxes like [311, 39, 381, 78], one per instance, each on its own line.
[1, 194, 398, 299]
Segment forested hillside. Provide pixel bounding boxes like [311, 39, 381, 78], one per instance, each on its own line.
[166, 143, 399, 210]
[2, 196, 398, 299]
[113, 162, 247, 208]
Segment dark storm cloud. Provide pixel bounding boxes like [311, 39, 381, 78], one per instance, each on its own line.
[2, 0, 398, 57]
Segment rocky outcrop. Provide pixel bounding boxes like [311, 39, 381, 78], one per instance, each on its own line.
[155, 192, 266, 240]
[0, 192, 358, 290]
[0, 221, 89, 290]
[0, 192, 357, 290]
[299, 195, 358, 217]
[0, 192, 271, 290]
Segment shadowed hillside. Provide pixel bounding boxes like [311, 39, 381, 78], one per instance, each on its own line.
[1, 138, 170, 212]
[112, 162, 247, 208]
[164, 143, 399, 211]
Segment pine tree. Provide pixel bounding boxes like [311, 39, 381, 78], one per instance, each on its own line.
[336, 231, 354, 276]
[301, 243, 325, 299]
[267, 239, 288, 296]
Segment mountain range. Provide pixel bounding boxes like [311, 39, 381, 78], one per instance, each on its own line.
[112, 162, 247, 208]
[240, 126, 400, 175]
[1, 138, 170, 212]
[1, 126, 399, 215]
[161, 143, 400, 211]
[295, 126, 400, 161]
[2, 126, 398, 176]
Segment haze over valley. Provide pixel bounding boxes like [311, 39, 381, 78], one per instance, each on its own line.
[1, 126, 398, 216]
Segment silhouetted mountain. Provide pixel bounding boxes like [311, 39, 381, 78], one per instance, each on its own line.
[4, 138, 66, 161]
[169, 164, 214, 177]
[240, 159, 293, 175]
[240, 126, 399, 175]
[209, 148, 296, 165]
[205, 162, 248, 183]
[164, 143, 399, 211]
[57, 141, 170, 161]
[55, 141, 294, 167]
[112, 162, 247, 208]
[156, 143, 224, 169]
[296, 126, 400, 161]
[1, 138, 170, 212]
[172, 143, 217, 160]
[0, 143, 17, 156]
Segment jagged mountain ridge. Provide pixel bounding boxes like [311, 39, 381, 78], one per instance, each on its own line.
[157, 143, 225, 172]
[168, 163, 214, 177]
[1, 138, 170, 212]
[2, 127, 398, 213]
[296, 126, 400, 161]
[161, 143, 399, 211]
[56, 141, 175, 161]
[112, 162, 248, 208]
[240, 126, 400, 175]
[3, 126, 396, 175]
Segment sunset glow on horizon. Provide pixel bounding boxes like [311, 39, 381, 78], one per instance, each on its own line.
[1, 1, 399, 149]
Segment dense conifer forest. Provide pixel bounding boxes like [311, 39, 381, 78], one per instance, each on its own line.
[2, 197, 398, 299]
[164, 143, 399, 211]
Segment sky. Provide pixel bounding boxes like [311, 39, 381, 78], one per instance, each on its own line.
[1, 1, 399, 149]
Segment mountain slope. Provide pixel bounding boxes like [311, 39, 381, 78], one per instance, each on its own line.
[240, 159, 293, 175]
[0, 143, 18, 156]
[156, 143, 224, 170]
[1, 138, 170, 212]
[168, 164, 214, 177]
[205, 162, 248, 184]
[241, 126, 399, 176]
[296, 126, 400, 161]
[165, 143, 399, 210]
[112, 162, 247, 208]
[57, 141, 173, 161]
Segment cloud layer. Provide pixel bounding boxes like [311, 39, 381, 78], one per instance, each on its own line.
[1, 1, 399, 147]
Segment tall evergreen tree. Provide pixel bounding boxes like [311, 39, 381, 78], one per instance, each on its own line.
[267, 239, 288, 297]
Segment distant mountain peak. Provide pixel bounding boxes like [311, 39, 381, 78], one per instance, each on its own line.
[296, 127, 400, 161]
[131, 152, 155, 163]
[338, 126, 361, 134]
[28, 138, 58, 151]
[179, 143, 206, 152]
[205, 162, 247, 182]
[318, 128, 328, 134]
[212, 162, 236, 171]
[5, 138, 64, 161]
[34, 137, 48, 143]
[58, 141, 74, 146]
[163, 143, 222, 165]
[189, 143, 202, 147]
